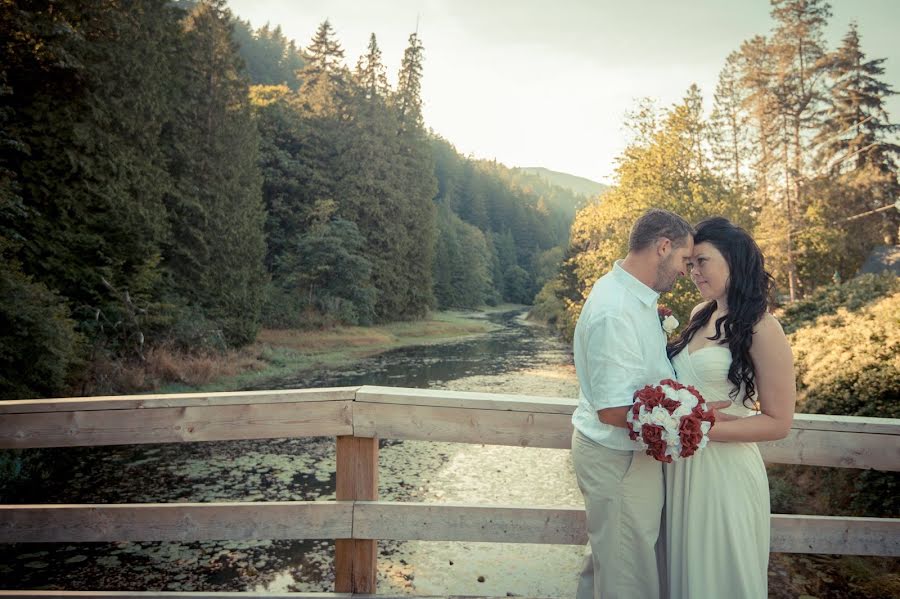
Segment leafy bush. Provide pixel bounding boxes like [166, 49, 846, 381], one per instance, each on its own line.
[788, 288, 899, 518]
[779, 272, 900, 334]
[790, 290, 900, 418]
[0, 262, 81, 399]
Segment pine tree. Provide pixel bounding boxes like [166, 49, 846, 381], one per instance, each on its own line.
[769, 0, 833, 300]
[338, 33, 406, 321]
[0, 0, 179, 356]
[710, 51, 752, 192]
[164, 0, 267, 345]
[298, 20, 349, 117]
[796, 22, 900, 281]
[738, 35, 780, 211]
[392, 32, 437, 318]
[233, 20, 305, 90]
[816, 23, 900, 181]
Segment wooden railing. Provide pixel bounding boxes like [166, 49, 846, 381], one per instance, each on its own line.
[1, 386, 898, 598]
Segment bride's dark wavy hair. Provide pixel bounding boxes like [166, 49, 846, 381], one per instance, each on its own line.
[666, 217, 775, 406]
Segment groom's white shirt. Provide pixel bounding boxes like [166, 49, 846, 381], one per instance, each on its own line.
[572, 260, 676, 450]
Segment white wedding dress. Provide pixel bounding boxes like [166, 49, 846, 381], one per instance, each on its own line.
[664, 345, 770, 599]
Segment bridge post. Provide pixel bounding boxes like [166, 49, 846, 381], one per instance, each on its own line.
[334, 435, 378, 593]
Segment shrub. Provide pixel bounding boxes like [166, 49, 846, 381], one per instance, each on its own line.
[779, 272, 900, 334]
[788, 289, 900, 518]
[0, 263, 81, 399]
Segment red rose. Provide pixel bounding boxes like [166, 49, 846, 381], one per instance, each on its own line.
[679, 415, 701, 436]
[649, 441, 673, 463]
[642, 424, 664, 445]
[660, 397, 681, 413]
[658, 306, 673, 318]
[660, 378, 683, 390]
[686, 385, 704, 402]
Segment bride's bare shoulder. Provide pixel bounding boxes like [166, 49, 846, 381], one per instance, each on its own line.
[690, 301, 713, 319]
[753, 312, 788, 343]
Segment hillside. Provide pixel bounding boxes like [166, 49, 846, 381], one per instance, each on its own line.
[514, 167, 609, 198]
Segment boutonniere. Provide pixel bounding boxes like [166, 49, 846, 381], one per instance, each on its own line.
[658, 305, 679, 335]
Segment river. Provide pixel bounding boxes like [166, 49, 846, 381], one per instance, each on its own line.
[0, 309, 586, 597]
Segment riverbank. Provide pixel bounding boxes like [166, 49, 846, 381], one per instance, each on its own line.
[143, 307, 516, 395]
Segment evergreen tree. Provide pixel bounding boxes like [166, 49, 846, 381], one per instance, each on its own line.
[794, 23, 900, 284]
[298, 20, 349, 117]
[392, 32, 437, 318]
[710, 51, 752, 192]
[815, 23, 900, 200]
[769, 0, 833, 299]
[233, 20, 305, 90]
[0, 0, 179, 357]
[164, 0, 267, 345]
[275, 202, 376, 326]
[738, 35, 780, 211]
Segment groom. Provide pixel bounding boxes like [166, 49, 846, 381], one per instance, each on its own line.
[571, 208, 694, 599]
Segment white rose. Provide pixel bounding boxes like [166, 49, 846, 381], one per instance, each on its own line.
[662, 314, 679, 333]
[700, 421, 712, 434]
[677, 389, 698, 408]
[650, 406, 672, 426]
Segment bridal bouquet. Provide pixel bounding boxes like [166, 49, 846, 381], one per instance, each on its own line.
[626, 379, 716, 463]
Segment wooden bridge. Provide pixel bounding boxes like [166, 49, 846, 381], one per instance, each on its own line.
[1, 385, 898, 598]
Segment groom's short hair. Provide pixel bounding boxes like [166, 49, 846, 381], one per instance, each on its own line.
[628, 209, 694, 252]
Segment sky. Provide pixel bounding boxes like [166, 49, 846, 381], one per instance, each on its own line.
[227, 0, 900, 185]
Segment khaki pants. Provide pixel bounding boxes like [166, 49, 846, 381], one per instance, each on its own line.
[572, 428, 664, 599]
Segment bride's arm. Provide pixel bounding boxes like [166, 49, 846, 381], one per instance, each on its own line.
[707, 314, 796, 442]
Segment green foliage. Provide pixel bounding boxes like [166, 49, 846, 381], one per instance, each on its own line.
[768, 474, 800, 514]
[232, 20, 305, 90]
[789, 288, 900, 518]
[0, 256, 80, 399]
[1, 0, 175, 338]
[530, 278, 568, 327]
[504, 265, 533, 305]
[433, 205, 493, 309]
[164, 0, 268, 346]
[790, 289, 900, 418]
[778, 273, 900, 334]
[431, 136, 572, 306]
[275, 217, 376, 326]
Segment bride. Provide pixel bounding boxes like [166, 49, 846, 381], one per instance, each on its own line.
[664, 217, 796, 598]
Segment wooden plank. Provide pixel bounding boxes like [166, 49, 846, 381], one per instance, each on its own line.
[0, 387, 359, 414]
[759, 427, 900, 471]
[357, 401, 897, 469]
[0, 594, 353, 599]
[0, 594, 541, 599]
[0, 400, 353, 449]
[790, 412, 900, 435]
[771, 514, 900, 556]
[353, 501, 588, 544]
[354, 501, 899, 556]
[0, 501, 352, 543]
[353, 402, 573, 449]
[357, 385, 576, 414]
[334, 436, 378, 594]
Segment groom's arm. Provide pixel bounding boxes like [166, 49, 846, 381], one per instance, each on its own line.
[583, 313, 645, 430]
[597, 405, 631, 428]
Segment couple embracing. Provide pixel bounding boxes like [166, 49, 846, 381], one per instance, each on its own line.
[571, 209, 797, 599]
